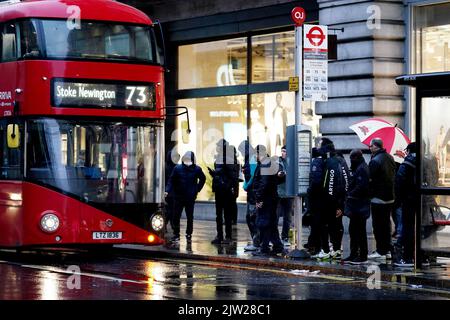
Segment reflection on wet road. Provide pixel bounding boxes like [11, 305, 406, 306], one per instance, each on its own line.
[0, 252, 449, 300]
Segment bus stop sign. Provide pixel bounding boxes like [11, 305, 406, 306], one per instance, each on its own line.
[291, 7, 306, 26]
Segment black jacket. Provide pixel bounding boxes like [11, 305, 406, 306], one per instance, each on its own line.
[165, 151, 177, 195]
[348, 159, 370, 200]
[369, 149, 396, 202]
[395, 153, 416, 203]
[166, 162, 206, 201]
[253, 156, 283, 204]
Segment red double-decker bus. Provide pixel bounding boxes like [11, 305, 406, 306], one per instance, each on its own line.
[0, 0, 166, 247]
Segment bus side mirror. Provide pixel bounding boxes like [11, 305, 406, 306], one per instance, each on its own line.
[7, 124, 20, 149]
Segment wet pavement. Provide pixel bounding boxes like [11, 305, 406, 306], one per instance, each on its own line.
[116, 219, 450, 290]
[0, 251, 449, 300]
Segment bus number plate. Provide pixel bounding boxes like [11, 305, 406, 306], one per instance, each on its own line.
[92, 232, 123, 240]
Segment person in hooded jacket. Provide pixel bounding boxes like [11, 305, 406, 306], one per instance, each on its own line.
[343, 149, 370, 264]
[164, 150, 180, 232]
[165, 151, 206, 242]
[304, 147, 325, 255]
[238, 140, 260, 251]
[394, 142, 417, 267]
[209, 139, 240, 244]
[368, 138, 396, 260]
[252, 145, 285, 256]
[312, 138, 350, 260]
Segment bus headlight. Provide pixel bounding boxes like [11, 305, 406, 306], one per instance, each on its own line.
[40, 213, 60, 233]
[151, 214, 164, 232]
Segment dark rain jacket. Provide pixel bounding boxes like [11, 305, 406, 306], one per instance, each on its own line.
[369, 148, 396, 202]
[165, 153, 206, 201]
[395, 153, 416, 204]
[348, 159, 370, 200]
[165, 151, 178, 196]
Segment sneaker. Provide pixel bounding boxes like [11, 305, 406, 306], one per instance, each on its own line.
[244, 243, 259, 251]
[350, 256, 368, 265]
[310, 251, 322, 259]
[368, 251, 386, 260]
[330, 249, 342, 259]
[211, 237, 223, 245]
[171, 236, 180, 242]
[282, 239, 291, 247]
[315, 250, 330, 260]
[394, 259, 414, 267]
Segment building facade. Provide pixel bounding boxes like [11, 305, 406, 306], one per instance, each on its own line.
[122, 0, 450, 205]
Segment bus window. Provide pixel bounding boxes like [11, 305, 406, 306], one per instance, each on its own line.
[1, 23, 17, 61]
[18, 20, 41, 59]
[105, 25, 131, 57]
[40, 19, 158, 63]
[0, 121, 23, 180]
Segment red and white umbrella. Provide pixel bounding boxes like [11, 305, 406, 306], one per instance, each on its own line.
[349, 118, 411, 163]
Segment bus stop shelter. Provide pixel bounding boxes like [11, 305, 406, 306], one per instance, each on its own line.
[396, 72, 450, 268]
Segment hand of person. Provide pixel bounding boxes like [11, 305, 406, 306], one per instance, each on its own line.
[278, 171, 286, 178]
[336, 209, 343, 218]
[256, 202, 263, 209]
[164, 192, 168, 198]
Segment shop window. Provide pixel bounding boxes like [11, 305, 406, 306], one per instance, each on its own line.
[250, 92, 319, 157]
[413, 3, 450, 73]
[176, 96, 247, 201]
[178, 38, 247, 89]
[252, 31, 294, 83]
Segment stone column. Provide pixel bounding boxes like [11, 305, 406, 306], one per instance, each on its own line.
[316, 0, 405, 152]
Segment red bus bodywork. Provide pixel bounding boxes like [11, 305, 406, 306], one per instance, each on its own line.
[0, 0, 166, 247]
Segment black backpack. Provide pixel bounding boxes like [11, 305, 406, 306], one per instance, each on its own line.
[323, 155, 350, 204]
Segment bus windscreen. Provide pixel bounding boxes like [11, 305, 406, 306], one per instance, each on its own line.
[22, 19, 160, 64]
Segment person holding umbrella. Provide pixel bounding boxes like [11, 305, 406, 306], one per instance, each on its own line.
[368, 138, 396, 261]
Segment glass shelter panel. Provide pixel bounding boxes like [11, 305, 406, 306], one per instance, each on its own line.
[421, 195, 450, 252]
[421, 97, 450, 188]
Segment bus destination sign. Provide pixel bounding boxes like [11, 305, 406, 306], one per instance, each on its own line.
[52, 79, 156, 110]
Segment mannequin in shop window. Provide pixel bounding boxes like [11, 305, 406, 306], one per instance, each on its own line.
[270, 93, 288, 157]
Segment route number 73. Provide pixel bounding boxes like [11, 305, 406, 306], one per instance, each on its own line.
[126, 86, 147, 105]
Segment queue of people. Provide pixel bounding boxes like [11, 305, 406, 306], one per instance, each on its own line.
[163, 136, 420, 267]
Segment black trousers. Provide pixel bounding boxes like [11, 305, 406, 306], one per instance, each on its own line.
[319, 206, 343, 253]
[165, 195, 175, 230]
[259, 202, 283, 253]
[401, 202, 415, 261]
[276, 197, 293, 240]
[246, 204, 260, 246]
[349, 216, 368, 259]
[172, 198, 195, 237]
[215, 193, 234, 239]
[371, 203, 393, 255]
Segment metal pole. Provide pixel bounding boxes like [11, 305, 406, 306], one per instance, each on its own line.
[294, 25, 303, 251]
[288, 25, 309, 259]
